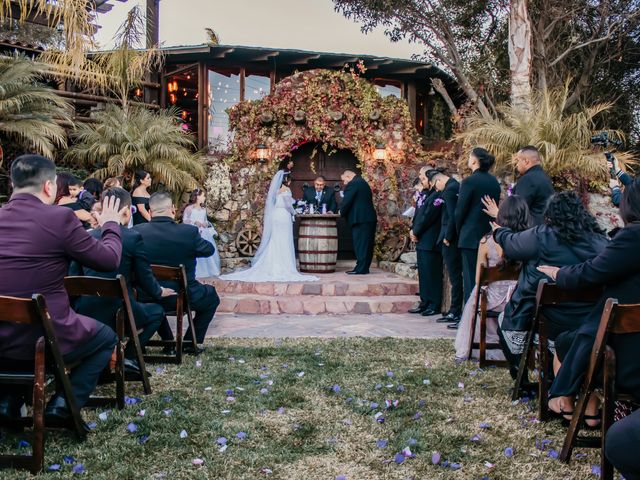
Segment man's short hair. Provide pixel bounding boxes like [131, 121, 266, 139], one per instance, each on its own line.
[10, 154, 56, 190]
[426, 169, 445, 182]
[315, 175, 326, 182]
[149, 191, 172, 211]
[102, 187, 132, 208]
[342, 169, 356, 176]
[519, 145, 541, 162]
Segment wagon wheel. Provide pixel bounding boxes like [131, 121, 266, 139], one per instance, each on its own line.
[236, 227, 262, 257]
[380, 230, 409, 262]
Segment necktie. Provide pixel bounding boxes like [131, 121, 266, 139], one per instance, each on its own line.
[316, 191, 322, 203]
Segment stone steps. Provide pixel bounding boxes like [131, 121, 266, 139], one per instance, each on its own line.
[217, 293, 418, 315]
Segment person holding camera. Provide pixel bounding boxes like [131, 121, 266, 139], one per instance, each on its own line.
[609, 157, 633, 207]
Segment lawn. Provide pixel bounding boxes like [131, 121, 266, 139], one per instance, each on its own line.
[1, 338, 602, 479]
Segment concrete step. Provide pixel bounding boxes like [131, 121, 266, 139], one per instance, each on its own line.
[217, 294, 419, 315]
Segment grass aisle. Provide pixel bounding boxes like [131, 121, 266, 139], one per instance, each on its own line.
[2, 338, 601, 479]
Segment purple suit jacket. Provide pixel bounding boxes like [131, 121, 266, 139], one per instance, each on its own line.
[0, 193, 122, 359]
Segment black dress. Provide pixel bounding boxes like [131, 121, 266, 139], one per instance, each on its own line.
[550, 222, 640, 399]
[132, 196, 150, 225]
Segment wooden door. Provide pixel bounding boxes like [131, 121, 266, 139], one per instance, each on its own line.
[289, 143, 360, 260]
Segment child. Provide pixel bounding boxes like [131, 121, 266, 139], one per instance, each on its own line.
[183, 189, 221, 277]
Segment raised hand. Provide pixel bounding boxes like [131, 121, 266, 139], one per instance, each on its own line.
[481, 195, 499, 218]
[94, 195, 127, 226]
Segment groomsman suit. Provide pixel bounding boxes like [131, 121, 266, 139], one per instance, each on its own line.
[135, 217, 220, 344]
[412, 187, 444, 314]
[455, 170, 501, 302]
[439, 178, 463, 318]
[513, 165, 554, 225]
[340, 175, 377, 274]
[303, 185, 338, 213]
[0, 194, 120, 409]
[72, 226, 165, 356]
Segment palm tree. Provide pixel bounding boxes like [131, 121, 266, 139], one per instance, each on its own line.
[456, 84, 634, 181]
[65, 105, 205, 192]
[0, 54, 71, 160]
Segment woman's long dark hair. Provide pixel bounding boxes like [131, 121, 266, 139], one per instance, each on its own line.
[545, 191, 605, 243]
[187, 188, 203, 206]
[620, 178, 640, 224]
[281, 172, 292, 187]
[132, 170, 149, 191]
[497, 195, 532, 232]
[55, 172, 75, 204]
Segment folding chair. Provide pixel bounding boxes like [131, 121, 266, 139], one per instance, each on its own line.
[64, 275, 151, 409]
[559, 299, 640, 480]
[468, 263, 520, 368]
[0, 294, 86, 474]
[144, 264, 196, 365]
[512, 279, 603, 420]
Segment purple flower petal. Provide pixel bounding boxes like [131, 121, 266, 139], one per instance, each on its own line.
[450, 463, 462, 470]
[412, 412, 423, 421]
[401, 447, 413, 457]
[591, 465, 602, 476]
[127, 422, 138, 433]
[394, 453, 405, 464]
[277, 407, 285, 414]
[192, 458, 204, 466]
[370, 402, 379, 409]
[260, 388, 269, 395]
[504, 447, 514, 458]
[216, 436, 228, 446]
[374, 383, 382, 390]
[48, 464, 61, 471]
[17, 440, 30, 448]
[138, 434, 150, 444]
[237, 432, 247, 440]
[336, 476, 347, 480]
[163, 408, 173, 416]
[87, 422, 97, 430]
[548, 449, 559, 459]
[431, 452, 441, 465]
[470, 434, 482, 443]
[479, 422, 491, 429]
[376, 439, 388, 448]
[397, 385, 405, 392]
[386, 371, 394, 377]
[72, 464, 85, 474]
[331, 384, 341, 393]
[418, 399, 426, 407]
[64, 455, 76, 464]
[408, 438, 417, 446]
[225, 389, 234, 396]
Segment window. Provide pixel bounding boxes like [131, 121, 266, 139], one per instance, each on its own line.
[373, 79, 402, 98]
[244, 72, 270, 101]
[208, 68, 240, 152]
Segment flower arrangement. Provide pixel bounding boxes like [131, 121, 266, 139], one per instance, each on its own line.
[433, 198, 445, 207]
[204, 161, 232, 216]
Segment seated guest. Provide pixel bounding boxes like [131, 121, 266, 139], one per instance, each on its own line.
[56, 172, 97, 229]
[0, 154, 123, 421]
[183, 188, 221, 278]
[538, 179, 640, 422]
[455, 195, 531, 359]
[135, 192, 220, 355]
[455, 147, 501, 303]
[409, 167, 443, 316]
[302, 175, 338, 213]
[71, 188, 175, 376]
[83, 178, 104, 202]
[493, 191, 608, 378]
[605, 409, 640, 480]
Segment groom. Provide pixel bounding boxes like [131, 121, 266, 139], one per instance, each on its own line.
[339, 170, 377, 275]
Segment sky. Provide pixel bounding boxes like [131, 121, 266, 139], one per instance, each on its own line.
[95, 0, 425, 60]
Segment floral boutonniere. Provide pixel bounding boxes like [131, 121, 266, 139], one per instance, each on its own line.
[416, 193, 427, 208]
[433, 198, 445, 207]
[507, 183, 515, 197]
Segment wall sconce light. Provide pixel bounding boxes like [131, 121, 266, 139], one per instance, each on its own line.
[134, 88, 142, 97]
[168, 80, 179, 93]
[374, 143, 387, 161]
[255, 144, 270, 163]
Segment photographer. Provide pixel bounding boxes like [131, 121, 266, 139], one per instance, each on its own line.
[609, 157, 632, 207]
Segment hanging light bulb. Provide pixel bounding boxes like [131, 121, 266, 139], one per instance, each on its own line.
[255, 144, 270, 163]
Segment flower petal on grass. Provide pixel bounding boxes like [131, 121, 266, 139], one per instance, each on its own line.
[180, 429, 188, 438]
[504, 447, 514, 458]
[591, 465, 601, 476]
[72, 464, 85, 474]
[217, 437, 228, 445]
[394, 453, 405, 464]
[48, 464, 61, 471]
[64, 455, 75, 464]
[431, 452, 441, 465]
[192, 458, 204, 466]
[376, 439, 388, 448]
[127, 423, 138, 433]
[237, 431, 247, 440]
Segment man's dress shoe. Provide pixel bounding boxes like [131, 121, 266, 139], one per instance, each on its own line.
[183, 345, 205, 356]
[436, 312, 460, 323]
[408, 304, 427, 314]
[421, 308, 438, 316]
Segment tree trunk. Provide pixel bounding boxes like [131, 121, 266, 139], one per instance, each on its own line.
[508, 0, 533, 112]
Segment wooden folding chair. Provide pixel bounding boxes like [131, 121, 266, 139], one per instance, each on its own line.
[144, 264, 196, 365]
[64, 275, 151, 409]
[468, 263, 521, 368]
[559, 299, 640, 480]
[0, 294, 86, 474]
[513, 280, 603, 417]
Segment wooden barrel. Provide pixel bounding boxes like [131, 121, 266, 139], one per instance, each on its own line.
[298, 216, 339, 273]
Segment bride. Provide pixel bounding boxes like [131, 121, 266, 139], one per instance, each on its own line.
[221, 169, 319, 282]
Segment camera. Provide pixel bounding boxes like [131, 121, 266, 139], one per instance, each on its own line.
[591, 131, 622, 149]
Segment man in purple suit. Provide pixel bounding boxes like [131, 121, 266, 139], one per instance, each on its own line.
[0, 154, 124, 423]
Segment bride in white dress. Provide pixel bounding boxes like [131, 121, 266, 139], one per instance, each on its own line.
[221, 170, 319, 282]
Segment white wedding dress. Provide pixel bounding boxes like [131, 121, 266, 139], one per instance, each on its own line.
[183, 205, 221, 278]
[221, 171, 319, 282]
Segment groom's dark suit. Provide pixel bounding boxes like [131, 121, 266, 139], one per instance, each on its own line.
[135, 216, 220, 344]
[340, 175, 377, 274]
[303, 186, 338, 213]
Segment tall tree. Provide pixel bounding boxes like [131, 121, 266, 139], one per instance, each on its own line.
[508, 0, 532, 110]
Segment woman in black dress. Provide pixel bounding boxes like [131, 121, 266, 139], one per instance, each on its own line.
[131, 170, 152, 225]
[539, 179, 640, 424]
[493, 191, 608, 377]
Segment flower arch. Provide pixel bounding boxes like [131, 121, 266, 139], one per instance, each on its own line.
[214, 68, 427, 258]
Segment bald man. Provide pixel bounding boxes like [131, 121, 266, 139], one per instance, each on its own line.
[513, 146, 554, 225]
[339, 170, 377, 275]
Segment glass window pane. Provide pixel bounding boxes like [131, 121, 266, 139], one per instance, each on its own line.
[244, 73, 270, 101]
[374, 80, 402, 98]
[208, 69, 240, 152]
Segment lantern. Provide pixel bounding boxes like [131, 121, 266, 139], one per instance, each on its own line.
[255, 144, 270, 163]
[374, 143, 387, 161]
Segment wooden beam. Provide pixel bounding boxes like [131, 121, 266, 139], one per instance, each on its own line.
[288, 54, 321, 65]
[56, 90, 159, 109]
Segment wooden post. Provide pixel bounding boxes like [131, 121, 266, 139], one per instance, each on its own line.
[144, 0, 161, 105]
[197, 62, 208, 150]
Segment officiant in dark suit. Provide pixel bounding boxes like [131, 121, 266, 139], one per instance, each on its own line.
[302, 176, 338, 213]
[339, 170, 377, 275]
